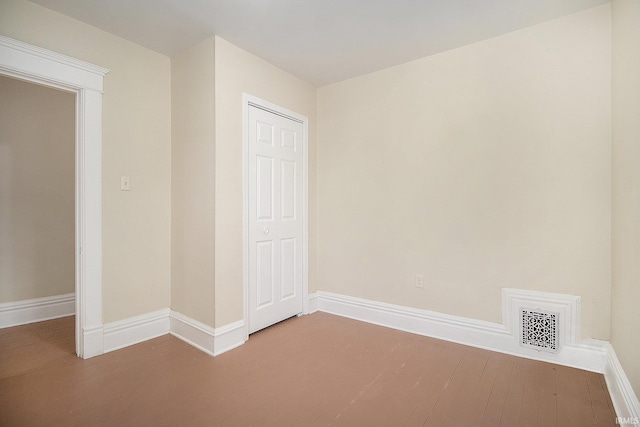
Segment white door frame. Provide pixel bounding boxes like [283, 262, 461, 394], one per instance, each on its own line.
[0, 35, 108, 358]
[242, 93, 309, 340]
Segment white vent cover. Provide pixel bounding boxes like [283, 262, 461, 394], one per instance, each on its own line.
[520, 308, 559, 353]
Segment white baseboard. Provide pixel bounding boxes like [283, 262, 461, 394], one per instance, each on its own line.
[0, 293, 75, 328]
[27, 290, 632, 419]
[169, 311, 245, 357]
[604, 342, 640, 422]
[82, 325, 104, 359]
[308, 292, 319, 313]
[316, 291, 606, 372]
[169, 311, 216, 356]
[313, 290, 639, 421]
[213, 319, 246, 356]
[103, 308, 170, 353]
[99, 308, 246, 357]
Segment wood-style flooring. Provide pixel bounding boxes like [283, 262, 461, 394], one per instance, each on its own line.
[0, 312, 616, 426]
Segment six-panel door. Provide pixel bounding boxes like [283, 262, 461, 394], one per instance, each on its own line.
[248, 105, 304, 333]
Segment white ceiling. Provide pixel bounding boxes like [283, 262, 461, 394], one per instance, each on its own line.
[29, 0, 609, 87]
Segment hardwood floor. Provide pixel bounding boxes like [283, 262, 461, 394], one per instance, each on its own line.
[0, 312, 616, 426]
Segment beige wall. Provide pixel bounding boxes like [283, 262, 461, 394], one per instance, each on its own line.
[317, 5, 611, 340]
[0, 75, 75, 303]
[171, 37, 216, 326]
[214, 36, 317, 326]
[0, 0, 172, 322]
[3, 2, 629, 388]
[612, 0, 640, 396]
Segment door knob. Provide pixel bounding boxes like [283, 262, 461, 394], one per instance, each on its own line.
[264, 227, 269, 234]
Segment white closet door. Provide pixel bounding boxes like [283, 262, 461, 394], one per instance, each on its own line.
[248, 105, 303, 333]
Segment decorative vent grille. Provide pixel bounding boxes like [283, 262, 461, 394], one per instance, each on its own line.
[520, 308, 559, 353]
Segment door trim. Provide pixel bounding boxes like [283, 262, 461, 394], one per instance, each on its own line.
[0, 35, 108, 358]
[242, 94, 309, 340]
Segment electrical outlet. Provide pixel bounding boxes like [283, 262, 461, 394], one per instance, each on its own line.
[415, 274, 424, 289]
[120, 176, 131, 191]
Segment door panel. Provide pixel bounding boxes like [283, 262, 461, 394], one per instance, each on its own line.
[280, 237, 296, 300]
[256, 155, 274, 221]
[256, 240, 274, 308]
[248, 105, 304, 333]
[280, 128, 296, 151]
[257, 121, 274, 146]
[280, 159, 296, 220]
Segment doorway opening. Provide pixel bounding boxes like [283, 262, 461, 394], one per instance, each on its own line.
[0, 35, 108, 358]
[0, 75, 76, 353]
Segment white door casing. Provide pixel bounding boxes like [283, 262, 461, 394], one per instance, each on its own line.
[0, 35, 108, 358]
[243, 95, 308, 336]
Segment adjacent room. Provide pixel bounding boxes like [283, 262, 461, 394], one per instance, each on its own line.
[0, 0, 638, 425]
[0, 75, 76, 328]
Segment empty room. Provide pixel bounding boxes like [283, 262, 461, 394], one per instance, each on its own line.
[0, 0, 639, 425]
